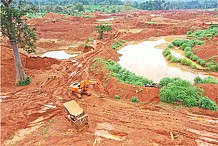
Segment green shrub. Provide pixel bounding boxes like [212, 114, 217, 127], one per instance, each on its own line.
[84, 43, 89, 48]
[17, 77, 31, 86]
[198, 97, 217, 110]
[190, 55, 199, 61]
[194, 76, 218, 84]
[160, 78, 199, 107]
[166, 54, 173, 60]
[170, 56, 181, 63]
[115, 95, 120, 100]
[185, 51, 193, 58]
[191, 64, 198, 69]
[159, 77, 180, 87]
[167, 43, 174, 49]
[130, 96, 139, 103]
[194, 76, 203, 84]
[184, 47, 192, 52]
[88, 37, 94, 42]
[194, 39, 205, 45]
[103, 59, 153, 86]
[163, 48, 171, 56]
[181, 58, 192, 66]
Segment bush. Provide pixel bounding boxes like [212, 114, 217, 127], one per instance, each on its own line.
[198, 97, 217, 110]
[194, 76, 218, 84]
[181, 58, 192, 66]
[88, 37, 94, 42]
[190, 55, 199, 61]
[191, 64, 198, 69]
[84, 43, 89, 48]
[194, 76, 203, 84]
[167, 43, 174, 49]
[160, 78, 200, 107]
[185, 51, 193, 58]
[104, 59, 153, 86]
[130, 96, 139, 103]
[115, 95, 120, 100]
[17, 77, 31, 86]
[170, 56, 181, 63]
[159, 77, 180, 87]
[163, 48, 171, 56]
[184, 47, 192, 52]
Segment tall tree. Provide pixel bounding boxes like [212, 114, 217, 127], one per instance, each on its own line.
[1, 0, 37, 85]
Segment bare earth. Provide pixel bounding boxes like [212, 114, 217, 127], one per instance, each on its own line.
[1, 10, 218, 146]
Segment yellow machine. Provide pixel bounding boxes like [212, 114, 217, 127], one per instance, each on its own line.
[63, 100, 88, 131]
[69, 79, 104, 98]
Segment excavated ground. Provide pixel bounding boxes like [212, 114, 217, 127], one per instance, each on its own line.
[1, 10, 218, 146]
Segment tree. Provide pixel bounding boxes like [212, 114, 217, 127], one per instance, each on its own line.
[1, 0, 37, 85]
[96, 25, 112, 39]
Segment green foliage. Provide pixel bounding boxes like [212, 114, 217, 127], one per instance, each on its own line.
[111, 39, 126, 50]
[115, 95, 120, 100]
[198, 97, 218, 110]
[159, 77, 180, 87]
[170, 56, 181, 63]
[93, 58, 152, 86]
[130, 96, 139, 103]
[194, 76, 218, 84]
[1, 1, 37, 53]
[42, 127, 48, 135]
[163, 48, 171, 56]
[84, 43, 89, 48]
[17, 77, 30, 86]
[187, 25, 218, 39]
[96, 25, 112, 39]
[145, 22, 156, 25]
[160, 78, 218, 110]
[167, 44, 174, 49]
[49, 116, 56, 123]
[88, 37, 94, 42]
[181, 58, 192, 66]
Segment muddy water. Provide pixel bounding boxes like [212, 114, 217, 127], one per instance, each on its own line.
[118, 39, 207, 83]
[41, 50, 78, 59]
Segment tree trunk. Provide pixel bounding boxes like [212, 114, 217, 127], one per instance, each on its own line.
[10, 39, 27, 84]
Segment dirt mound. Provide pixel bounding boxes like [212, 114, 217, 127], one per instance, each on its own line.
[193, 36, 218, 62]
[196, 84, 218, 104]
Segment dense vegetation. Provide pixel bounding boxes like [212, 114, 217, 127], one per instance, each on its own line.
[163, 25, 218, 72]
[24, 0, 218, 18]
[92, 58, 153, 86]
[194, 76, 218, 84]
[159, 77, 217, 110]
[133, 0, 218, 10]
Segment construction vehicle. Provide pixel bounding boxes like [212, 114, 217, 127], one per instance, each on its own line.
[145, 83, 160, 88]
[69, 79, 104, 99]
[63, 100, 88, 131]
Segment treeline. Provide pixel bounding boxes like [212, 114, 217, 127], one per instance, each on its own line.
[27, 0, 123, 6]
[133, 0, 218, 10]
[25, 0, 125, 16]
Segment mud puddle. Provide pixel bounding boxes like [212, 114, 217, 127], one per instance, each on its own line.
[40, 50, 78, 59]
[118, 39, 207, 82]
